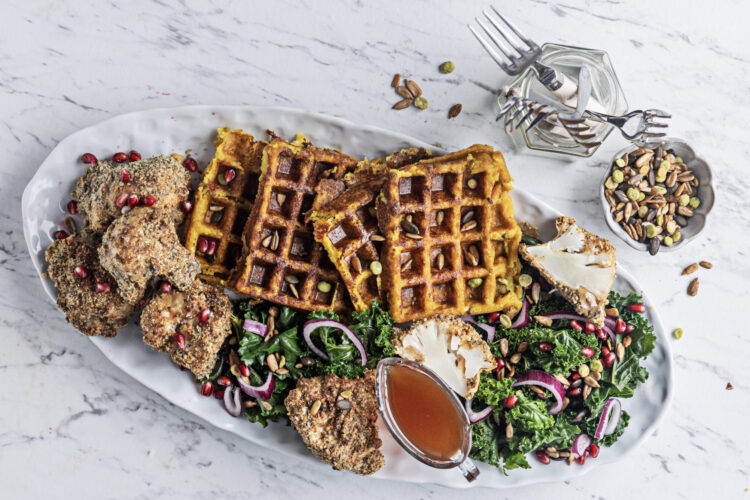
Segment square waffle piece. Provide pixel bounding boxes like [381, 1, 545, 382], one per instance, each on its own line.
[376, 145, 524, 323]
[229, 137, 354, 312]
[183, 128, 265, 287]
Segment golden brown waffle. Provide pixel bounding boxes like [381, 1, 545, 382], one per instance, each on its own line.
[309, 178, 385, 311]
[376, 145, 524, 322]
[229, 137, 352, 312]
[183, 128, 265, 287]
[342, 147, 432, 187]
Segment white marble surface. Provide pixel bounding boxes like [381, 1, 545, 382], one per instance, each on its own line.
[1, 0, 748, 498]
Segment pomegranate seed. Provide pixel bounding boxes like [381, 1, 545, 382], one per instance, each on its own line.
[95, 282, 111, 293]
[539, 342, 552, 352]
[615, 318, 626, 334]
[596, 328, 607, 340]
[239, 364, 251, 377]
[576, 451, 587, 465]
[496, 358, 506, 370]
[197, 236, 208, 253]
[487, 312, 500, 323]
[206, 239, 217, 256]
[213, 387, 226, 399]
[142, 195, 157, 207]
[159, 281, 172, 293]
[128, 194, 139, 208]
[223, 168, 237, 184]
[581, 346, 595, 359]
[112, 152, 128, 163]
[54, 230, 69, 240]
[535, 450, 551, 465]
[183, 157, 198, 172]
[570, 320, 583, 332]
[180, 200, 193, 213]
[173, 333, 186, 349]
[120, 169, 132, 183]
[601, 346, 611, 356]
[200, 381, 214, 397]
[602, 351, 616, 368]
[115, 193, 129, 207]
[128, 150, 142, 161]
[81, 153, 98, 164]
[199, 308, 212, 324]
[139, 297, 150, 308]
[627, 302, 645, 313]
[588, 443, 600, 458]
[74, 266, 89, 279]
[503, 394, 518, 409]
[585, 322, 596, 334]
[67, 200, 78, 214]
[217, 376, 232, 387]
[567, 386, 582, 397]
[625, 323, 635, 333]
[571, 373, 581, 380]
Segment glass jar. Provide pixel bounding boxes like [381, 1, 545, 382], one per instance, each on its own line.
[502, 43, 628, 158]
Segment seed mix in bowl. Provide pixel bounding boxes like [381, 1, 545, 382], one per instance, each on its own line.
[603, 145, 702, 255]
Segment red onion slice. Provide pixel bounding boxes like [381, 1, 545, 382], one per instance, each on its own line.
[464, 398, 494, 424]
[595, 398, 622, 439]
[571, 433, 592, 457]
[513, 369, 566, 415]
[510, 298, 530, 329]
[302, 319, 367, 366]
[604, 316, 616, 329]
[223, 385, 242, 417]
[543, 311, 588, 322]
[602, 323, 616, 344]
[242, 319, 267, 337]
[236, 371, 275, 400]
[461, 317, 496, 342]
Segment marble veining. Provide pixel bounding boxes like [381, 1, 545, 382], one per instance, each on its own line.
[1, 0, 748, 498]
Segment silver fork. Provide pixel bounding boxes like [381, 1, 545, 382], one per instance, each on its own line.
[562, 109, 671, 144]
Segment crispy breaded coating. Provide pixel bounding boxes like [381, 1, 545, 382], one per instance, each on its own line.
[285, 370, 384, 475]
[140, 279, 232, 378]
[98, 207, 200, 304]
[45, 233, 136, 337]
[72, 155, 190, 232]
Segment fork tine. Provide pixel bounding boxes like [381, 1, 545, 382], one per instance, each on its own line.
[482, 9, 527, 55]
[645, 121, 668, 128]
[525, 107, 552, 132]
[475, 17, 517, 63]
[489, 6, 540, 50]
[645, 109, 671, 119]
[642, 132, 667, 138]
[468, 23, 512, 72]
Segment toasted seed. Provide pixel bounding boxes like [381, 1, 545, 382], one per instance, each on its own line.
[677, 206, 694, 217]
[583, 384, 592, 401]
[396, 85, 414, 100]
[63, 216, 77, 235]
[276, 193, 287, 206]
[243, 400, 258, 408]
[294, 363, 303, 369]
[448, 103, 462, 119]
[554, 374, 571, 386]
[276, 368, 289, 375]
[517, 341, 529, 353]
[531, 282, 541, 304]
[616, 343, 625, 362]
[469, 245, 480, 264]
[404, 79, 422, 97]
[528, 385, 545, 396]
[682, 262, 699, 275]
[266, 354, 279, 372]
[350, 255, 363, 273]
[534, 315, 553, 327]
[461, 209, 475, 224]
[583, 376, 600, 388]
[623, 335, 632, 348]
[392, 98, 412, 110]
[401, 258, 413, 272]
[507, 365, 516, 378]
[605, 307, 619, 317]
[370, 234, 386, 242]
[699, 260, 713, 269]
[461, 220, 478, 232]
[496, 367, 505, 380]
[436, 252, 445, 270]
[289, 283, 299, 299]
[284, 274, 299, 284]
[405, 233, 423, 240]
[261, 401, 273, 411]
[391, 73, 401, 88]
[266, 315, 275, 335]
[558, 451, 570, 458]
[688, 277, 699, 296]
[505, 422, 514, 439]
[591, 371, 601, 381]
[509, 352, 522, 364]
[546, 446, 557, 454]
[436, 210, 445, 225]
[499, 338, 509, 357]
[336, 399, 353, 410]
[727, 382, 734, 390]
[270, 230, 280, 251]
[401, 218, 420, 234]
[311, 400, 322, 415]
[567, 455, 575, 466]
[262, 234, 272, 248]
[464, 247, 478, 266]
[467, 178, 478, 190]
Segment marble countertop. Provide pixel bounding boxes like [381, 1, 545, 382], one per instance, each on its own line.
[2, 0, 748, 498]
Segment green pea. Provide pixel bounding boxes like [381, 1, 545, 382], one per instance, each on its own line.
[679, 194, 690, 206]
[689, 197, 701, 209]
[370, 261, 383, 275]
[612, 170, 624, 183]
[664, 236, 674, 247]
[439, 61, 455, 74]
[467, 278, 483, 289]
[673, 328, 683, 340]
[637, 206, 649, 218]
[317, 281, 332, 293]
[627, 188, 639, 201]
[615, 158, 626, 168]
[413, 97, 428, 110]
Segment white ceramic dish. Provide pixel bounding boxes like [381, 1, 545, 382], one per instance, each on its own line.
[21, 106, 673, 489]
[600, 139, 714, 252]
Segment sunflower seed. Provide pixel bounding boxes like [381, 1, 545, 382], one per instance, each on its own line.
[284, 274, 299, 284]
[700, 260, 713, 269]
[261, 401, 273, 411]
[509, 352, 522, 364]
[554, 374, 570, 386]
[370, 234, 386, 242]
[311, 400, 322, 415]
[505, 422, 514, 439]
[276, 368, 289, 375]
[261, 234, 272, 248]
[62, 216, 77, 235]
[351, 255, 362, 273]
[401, 258, 413, 271]
[616, 343, 625, 362]
[401, 219, 420, 234]
[405, 232, 422, 240]
[243, 400, 258, 408]
[499, 338, 509, 357]
[534, 315, 553, 327]
[336, 399, 353, 410]
[289, 283, 299, 299]
[682, 263, 698, 275]
[623, 335, 632, 348]
[404, 79, 422, 97]
[688, 277, 699, 296]
[461, 220, 478, 232]
[529, 385, 545, 397]
[391, 73, 401, 88]
[392, 98, 411, 110]
[270, 230, 280, 251]
[266, 354, 279, 372]
[517, 341, 529, 353]
[467, 178, 478, 190]
[583, 384, 592, 400]
[436, 252, 445, 270]
[461, 210, 475, 224]
[531, 282, 540, 304]
[396, 85, 414, 100]
[276, 193, 287, 206]
[448, 103, 462, 119]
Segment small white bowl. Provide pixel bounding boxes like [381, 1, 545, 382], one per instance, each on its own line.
[599, 138, 715, 252]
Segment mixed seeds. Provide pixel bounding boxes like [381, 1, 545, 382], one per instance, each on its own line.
[604, 146, 701, 255]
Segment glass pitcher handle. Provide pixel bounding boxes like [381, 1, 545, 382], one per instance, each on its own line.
[458, 458, 479, 482]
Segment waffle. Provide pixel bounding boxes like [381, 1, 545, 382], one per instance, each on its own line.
[342, 147, 432, 187]
[229, 137, 352, 312]
[376, 145, 524, 322]
[183, 128, 265, 287]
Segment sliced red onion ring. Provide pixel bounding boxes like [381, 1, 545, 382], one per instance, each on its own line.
[595, 398, 622, 439]
[223, 385, 242, 417]
[513, 369, 566, 415]
[602, 324, 616, 344]
[464, 398, 494, 424]
[236, 371, 275, 400]
[242, 319, 267, 337]
[302, 319, 367, 366]
[543, 311, 588, 322]
[510, 298, 530, 329]
[461, 317, 496, 342]
[572, 433, 592, 457]
[604, 316, 616, 329]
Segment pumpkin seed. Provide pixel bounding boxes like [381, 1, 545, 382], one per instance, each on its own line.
[461, 209, 475, 224]
[499, 314, 512, 329]
[370, 234, 386, 242]
[317, 281, 332, 293]
[370, 261, 383, 275]
[439, 61, 455, 73]
[467, 277, 483, 289]
[401, 218, 420, 234]
[284, 274, 299, 284]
